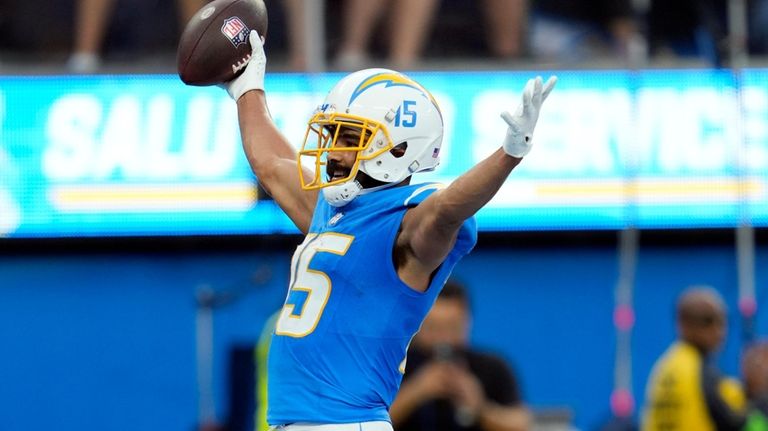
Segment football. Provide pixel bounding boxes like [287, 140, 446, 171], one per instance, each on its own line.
[177, 0, 268, 86]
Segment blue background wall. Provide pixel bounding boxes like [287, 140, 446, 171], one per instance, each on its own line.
[1, 240, 766, 430]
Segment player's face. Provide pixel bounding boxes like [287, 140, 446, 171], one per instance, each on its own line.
[699, 309, 726, 352]
[743, 343, 768, 397]
[415, 298, 470, 351]
[682, 304, 727, 353]
[325, 127, 361, 182]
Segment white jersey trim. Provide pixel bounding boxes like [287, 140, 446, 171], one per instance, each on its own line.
[403, 183, 445, 207]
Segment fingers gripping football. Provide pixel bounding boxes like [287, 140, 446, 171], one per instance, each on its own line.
[226, 30, 267, 100]
[500, 75, 557, 158]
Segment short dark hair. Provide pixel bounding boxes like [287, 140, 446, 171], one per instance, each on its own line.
[439, 279, 470, 307]
[676, 285, 726, 327]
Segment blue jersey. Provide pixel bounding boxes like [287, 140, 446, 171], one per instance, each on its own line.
[267, 183, 477, 425]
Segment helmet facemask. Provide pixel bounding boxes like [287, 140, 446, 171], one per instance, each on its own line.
[298, 111, 395, 191]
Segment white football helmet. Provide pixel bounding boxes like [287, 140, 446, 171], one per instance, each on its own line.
[298, 68, 443, 206]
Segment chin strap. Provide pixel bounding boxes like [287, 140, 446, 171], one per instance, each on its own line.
[322, 179, 400, 207]
[323, 181, 364, 207]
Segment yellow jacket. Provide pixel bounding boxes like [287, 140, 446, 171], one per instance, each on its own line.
[642, 342, 746, 431]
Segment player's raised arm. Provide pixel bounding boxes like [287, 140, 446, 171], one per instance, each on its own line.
[225, 31, 318, 233]
[400, 76, 557, 270]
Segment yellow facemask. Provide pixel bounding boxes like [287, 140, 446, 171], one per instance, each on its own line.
[297, 111, 395, 190]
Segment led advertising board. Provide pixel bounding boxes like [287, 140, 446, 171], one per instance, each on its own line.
[0, 70, 766, 237]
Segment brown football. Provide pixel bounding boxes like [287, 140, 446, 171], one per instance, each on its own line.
[177, 0, 268, 86]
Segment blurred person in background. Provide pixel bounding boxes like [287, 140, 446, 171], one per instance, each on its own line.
[528, 0, 637, 62]
[67, 0, 206, 73]
[475, 0, 527, 60]
[645, 0, 726, 66]
[641, 285, 746, 431]
[749, 0, 768, 55]
[742, 341, 768, 431]
[254, 311, 280, 431]
[390, 279, 532, 431]
[333, 0, 526, 70]
[334, 0, 441, 70]
[278, 0, 314, 71]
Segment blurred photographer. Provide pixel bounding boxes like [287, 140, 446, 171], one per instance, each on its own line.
[390, 280, 531, 431]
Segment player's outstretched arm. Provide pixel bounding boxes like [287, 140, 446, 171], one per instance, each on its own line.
[226, 31, 318, 233]
[400, 76, 556, 276]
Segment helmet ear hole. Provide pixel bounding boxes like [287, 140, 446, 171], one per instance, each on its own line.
[390, 142, 407, 158]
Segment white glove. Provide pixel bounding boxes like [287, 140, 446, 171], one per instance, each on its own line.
[225, 30, 266, 100]
[500, 76, 557, 158]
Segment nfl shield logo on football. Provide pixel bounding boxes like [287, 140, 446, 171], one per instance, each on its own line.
[221, 16, 249, 47]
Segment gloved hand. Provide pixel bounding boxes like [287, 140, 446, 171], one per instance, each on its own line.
[500, 76, 557, 158]
[225, 30, 266, 101]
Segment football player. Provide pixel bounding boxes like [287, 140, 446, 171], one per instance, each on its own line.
[224, 30, 555, 431]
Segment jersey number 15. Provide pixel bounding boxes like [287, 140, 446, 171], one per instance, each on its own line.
[275, 233, 354, 337]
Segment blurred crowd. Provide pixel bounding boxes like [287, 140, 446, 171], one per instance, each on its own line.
[2, 0, 768, 73]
